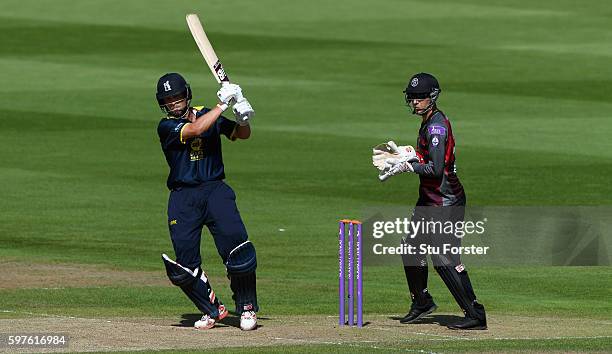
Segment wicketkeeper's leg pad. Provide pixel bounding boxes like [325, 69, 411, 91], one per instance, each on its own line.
[225, 241, 258, 313]
[434, 263, 486, 321]
[162, 253, 221, 317]
[404, 265, 434, 308]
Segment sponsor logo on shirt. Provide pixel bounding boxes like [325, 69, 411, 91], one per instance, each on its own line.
[190, 138, 204, 161]
[428, 125, 446, 136]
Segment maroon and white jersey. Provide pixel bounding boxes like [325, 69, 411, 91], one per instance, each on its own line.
[410, 110, 466, 206]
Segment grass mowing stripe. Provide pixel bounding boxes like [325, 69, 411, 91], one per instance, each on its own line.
[0, 266, 608, 318]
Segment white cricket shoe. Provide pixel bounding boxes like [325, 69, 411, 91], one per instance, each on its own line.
[240, 310, 257, 331]
[194, 314, 216, 330]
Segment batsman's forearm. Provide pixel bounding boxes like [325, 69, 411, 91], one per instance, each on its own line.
[182, 106, 223, 139]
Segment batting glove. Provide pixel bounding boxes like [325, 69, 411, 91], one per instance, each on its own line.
[217, 83, 242, 105]
[233, 99, 255, 126]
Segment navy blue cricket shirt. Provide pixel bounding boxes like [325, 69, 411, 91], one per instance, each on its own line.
[157, 106, 237, 190]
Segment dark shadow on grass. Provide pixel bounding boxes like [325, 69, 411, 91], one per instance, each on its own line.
[217, 315, 241, 329]
[172, 313, 202, 327]
[388, 314, 464, 326]
[339, 321, 372, 327]
[417, 314, 464, 326]
[173, 313, 267, 329]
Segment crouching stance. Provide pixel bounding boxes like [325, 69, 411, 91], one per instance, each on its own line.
[155, 73, 258, 330]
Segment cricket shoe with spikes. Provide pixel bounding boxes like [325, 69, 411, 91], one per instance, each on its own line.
[447, 316, 487, 330]
[400, 302, 438, 324]
[194, 314, 216, 330]
[240, 310, 257, 331]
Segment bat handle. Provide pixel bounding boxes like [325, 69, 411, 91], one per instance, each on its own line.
[379, 172, 391, 182]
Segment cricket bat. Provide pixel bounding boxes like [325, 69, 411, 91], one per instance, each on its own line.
[186, 14, 229, 84]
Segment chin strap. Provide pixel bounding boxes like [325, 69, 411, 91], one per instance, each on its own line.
[160, 97, 192, 119]
[413, 102, 435, 116]
[162, 106, 190, 119]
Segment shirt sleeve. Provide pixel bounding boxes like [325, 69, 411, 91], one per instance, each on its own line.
[157, 119, 188, 149]
[217, 116, 238, 140]
[411, 124, 447, 177]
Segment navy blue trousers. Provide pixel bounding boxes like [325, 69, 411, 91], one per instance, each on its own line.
[167, 180, 248, 269]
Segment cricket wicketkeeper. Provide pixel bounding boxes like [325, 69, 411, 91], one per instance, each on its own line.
[372, 73, 487, 330]
[155, 73, 258, 331]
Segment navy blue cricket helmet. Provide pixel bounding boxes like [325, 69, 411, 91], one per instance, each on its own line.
[403, 72, 441, 115]
[156, 73, 192, 117]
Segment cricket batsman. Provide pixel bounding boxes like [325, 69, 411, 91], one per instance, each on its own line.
[372, 73, 487, 330]
[155, 73, 258, 330]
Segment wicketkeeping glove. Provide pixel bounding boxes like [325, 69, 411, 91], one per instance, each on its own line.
[373, 141, 419, 182]
[378, 161, 416, 182]
[372, 141, 417, 171]
[387, 141, 417, 160]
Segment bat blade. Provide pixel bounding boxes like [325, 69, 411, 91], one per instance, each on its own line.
[186, 13, 229, 83]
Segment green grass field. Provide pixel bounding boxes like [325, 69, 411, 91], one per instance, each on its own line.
[1, 0, 611, 352]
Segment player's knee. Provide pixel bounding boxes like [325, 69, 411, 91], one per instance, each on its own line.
[162, 253, 200, 287]
[431, 253, 461, 268]
[226, 241, 257, 275]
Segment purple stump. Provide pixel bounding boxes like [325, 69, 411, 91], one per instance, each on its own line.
[357, 222, 363, 327]
[338, 221, 345, 326]
[348, 222, 354, 326]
